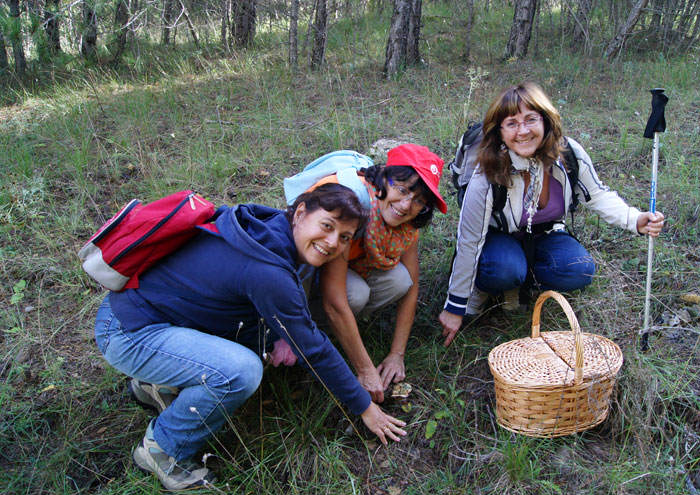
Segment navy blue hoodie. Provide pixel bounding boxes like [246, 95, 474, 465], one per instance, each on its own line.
[109, 204, 371, 415]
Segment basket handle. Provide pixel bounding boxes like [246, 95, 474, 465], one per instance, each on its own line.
[531, 290, 584, 385]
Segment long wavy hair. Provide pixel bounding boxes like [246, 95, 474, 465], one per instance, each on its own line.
[478, 82, 563, 186]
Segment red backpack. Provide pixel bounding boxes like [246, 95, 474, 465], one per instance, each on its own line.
[79, 190, 217, 291]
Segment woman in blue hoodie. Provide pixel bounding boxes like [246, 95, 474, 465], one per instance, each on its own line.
[94, 184, 406, 491]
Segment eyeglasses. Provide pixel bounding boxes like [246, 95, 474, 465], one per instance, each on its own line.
[387, 179, 430, 213]
[501, 115, 542, 132]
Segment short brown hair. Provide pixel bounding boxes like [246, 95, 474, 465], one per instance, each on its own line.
[286, 183, 369, 236]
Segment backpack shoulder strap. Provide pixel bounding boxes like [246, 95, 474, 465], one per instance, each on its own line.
[491, 183, 508, 232]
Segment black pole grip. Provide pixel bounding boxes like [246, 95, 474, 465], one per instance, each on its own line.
[644, 88, 668, 139]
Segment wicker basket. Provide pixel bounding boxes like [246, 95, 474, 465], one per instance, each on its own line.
[488, 290, 623, 438]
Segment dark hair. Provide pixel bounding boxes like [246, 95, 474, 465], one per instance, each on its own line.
[361, 164, 435, 228]
[479, 82, 563, 186]
[286, 183, 369, 235]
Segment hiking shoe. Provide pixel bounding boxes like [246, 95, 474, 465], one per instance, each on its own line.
[133, 420, 216, 491]
[130, 378, 179, 414]
[465, 288, 491, 316]
[501, 287, 526, 312]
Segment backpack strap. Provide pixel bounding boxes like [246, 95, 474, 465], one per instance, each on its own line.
[491, 184, 508, 232]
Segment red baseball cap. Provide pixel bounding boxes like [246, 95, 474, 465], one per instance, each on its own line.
[386, 143, 447, 214]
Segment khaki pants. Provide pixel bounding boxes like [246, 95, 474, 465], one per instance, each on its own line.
[346, 262, 413, 317]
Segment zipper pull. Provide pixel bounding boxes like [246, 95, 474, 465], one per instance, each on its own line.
[189, 194, 195, 210]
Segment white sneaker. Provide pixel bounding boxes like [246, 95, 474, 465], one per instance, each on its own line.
[466, 288, 491, 316]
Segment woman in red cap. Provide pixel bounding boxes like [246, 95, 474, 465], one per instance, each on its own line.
[319, 143, 447, 403]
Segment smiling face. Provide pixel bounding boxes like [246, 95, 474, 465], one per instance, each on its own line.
[292, 204, 359, 267]
[499, 103, 545, 158]
[377, 176, 428, 227]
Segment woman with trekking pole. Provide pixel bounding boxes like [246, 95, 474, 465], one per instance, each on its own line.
[93, 184, 406, 491]
[316, 144, 448, 403]
[439, 82, 665, 347]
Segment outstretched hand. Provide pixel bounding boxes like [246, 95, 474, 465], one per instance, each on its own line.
[376, 352, 405, 389]
[439, 310, 464, 347]
[637, 211, 665, 237]
[358, 368, 385, 403]
[360, 402, 407, 445]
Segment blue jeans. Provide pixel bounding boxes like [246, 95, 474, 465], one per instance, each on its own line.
[475, 231, 596, 293]
[94, 296, 263, 461]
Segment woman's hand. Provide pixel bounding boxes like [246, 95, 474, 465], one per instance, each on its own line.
[358, 367, 385, 403]
[376, 352, 405, 388]
[439, 310, 464, 347]
[360, 402, 407, 445]
[268, 338, 297, 367]
[637, 211, 665, 237]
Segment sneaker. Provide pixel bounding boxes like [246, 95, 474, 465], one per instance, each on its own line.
[130, 378, 179, 414]
[465, 288, 491, 316]
[133, 420, 216, 491]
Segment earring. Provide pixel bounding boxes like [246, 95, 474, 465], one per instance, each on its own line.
[500, 142, 507, 151]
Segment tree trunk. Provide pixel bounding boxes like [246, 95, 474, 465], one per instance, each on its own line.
[162, 0, 175, 45]
[572, 0, 594, 49]
[383, 0, 411, 77]
[44, 0, 62, 54]
[178, 0, 200, 47]
[81, 0, 98, 59]
[289, 0, 299, 67]
[0, 31, 9, 72]
[604, 0, 649, 59]
[464, 0, 475, 60]
[505, 0, 537, 59]
[111, 0, 129, 62]
[310, 0, 327, 69]
[8, 0, 27, 73]
[232, 0, 257, 47]
[221, 0, 230, 48]
[406, 0, 422, 64]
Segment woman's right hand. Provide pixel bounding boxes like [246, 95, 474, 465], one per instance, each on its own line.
[360, 402, 407, 445]
[439, 310, 464, 347]
[358, 368, 385, 403]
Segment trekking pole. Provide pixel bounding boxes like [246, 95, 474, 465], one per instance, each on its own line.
[640, 88, 668, 351]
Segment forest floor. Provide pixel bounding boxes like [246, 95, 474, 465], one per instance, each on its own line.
[1, 8, 699, 495]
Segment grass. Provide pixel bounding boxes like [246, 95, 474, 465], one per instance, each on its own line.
[1, 2, 699, 494]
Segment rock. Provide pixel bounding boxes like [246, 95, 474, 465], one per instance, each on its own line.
[368, 139, 406, 163]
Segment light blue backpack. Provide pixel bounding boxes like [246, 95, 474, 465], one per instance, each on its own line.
[283, 150, 373, 210]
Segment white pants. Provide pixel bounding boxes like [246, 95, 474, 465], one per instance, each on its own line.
[346, 262, 413, 317]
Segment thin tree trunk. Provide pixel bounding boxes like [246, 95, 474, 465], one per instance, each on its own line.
[0, 31, 9, 72]
[406, 0, 422, 64]
[111, 0, 129, 62]
[572, 0, 594, 50]
[44, 0, 62, 54]
[178, 0, 199, 47]
[162, 0, 175, 45]
[310, 0, 327, 69]
[81, 0, 98, 59]
[464, 0, 475, 60]
[289, 0, 299, 67]
[505, 0, 537, 59]
[221, 0, 230, 48]
[383, 0, 411, 77]
[604, 0, 649, 59]
[8, 0, 27, 73]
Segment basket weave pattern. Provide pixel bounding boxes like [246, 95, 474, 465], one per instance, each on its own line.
[488, 291, 623, 438]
